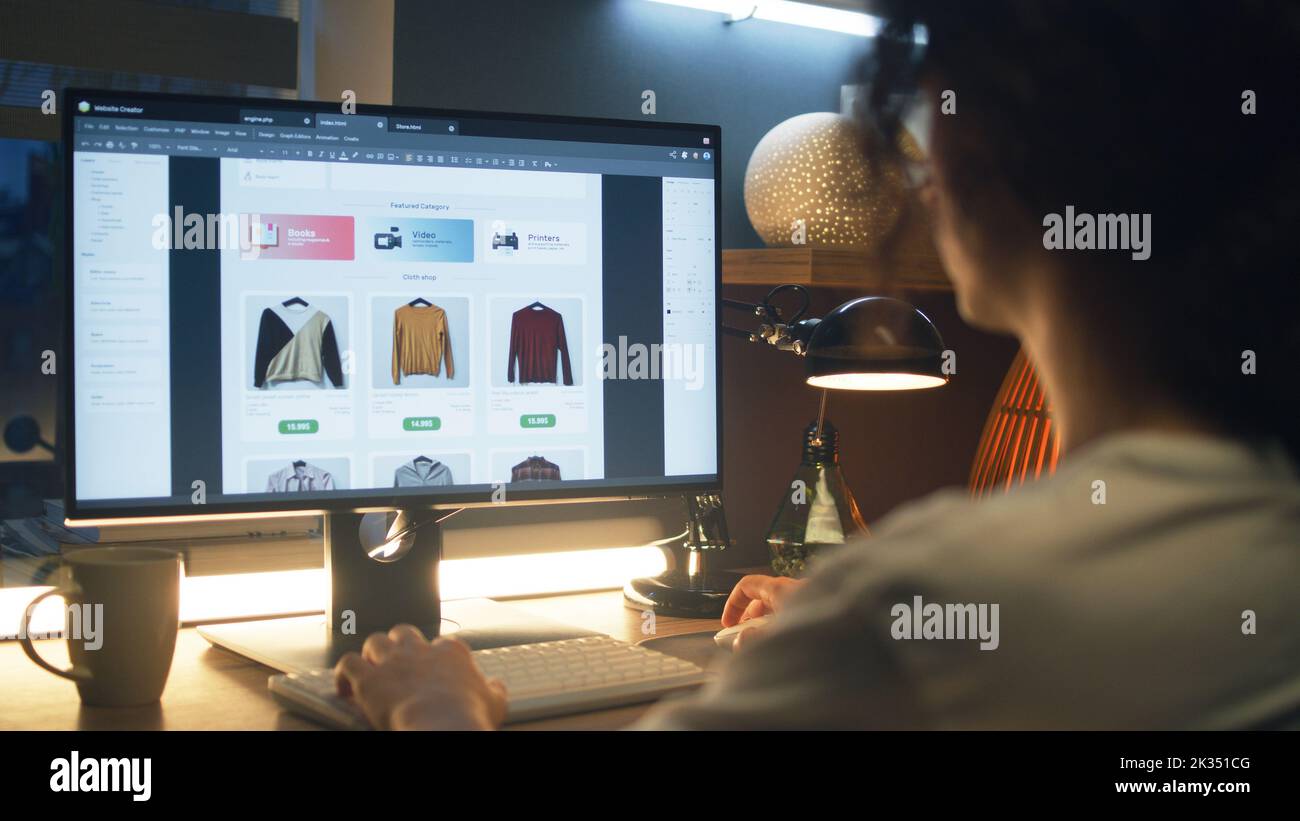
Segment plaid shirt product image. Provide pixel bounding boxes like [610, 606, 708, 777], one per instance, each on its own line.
[511, 456, 562, 482]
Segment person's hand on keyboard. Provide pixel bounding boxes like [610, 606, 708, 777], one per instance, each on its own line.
[720, 575, 806, 651]
[333, 625, 507, 731]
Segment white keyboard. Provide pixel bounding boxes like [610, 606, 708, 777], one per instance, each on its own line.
[269, 636, 707, 729]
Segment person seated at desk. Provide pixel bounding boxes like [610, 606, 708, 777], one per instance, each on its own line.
[332, 0, 1300, 731]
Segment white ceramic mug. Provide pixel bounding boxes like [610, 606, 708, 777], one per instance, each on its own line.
[20, 547, 182, 707]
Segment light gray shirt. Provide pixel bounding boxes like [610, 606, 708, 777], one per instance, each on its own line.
[639, 432, 1300, 730]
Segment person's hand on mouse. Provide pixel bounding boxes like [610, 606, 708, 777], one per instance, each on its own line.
[721, 575, 805, 650]
[334, 625, 507, 731]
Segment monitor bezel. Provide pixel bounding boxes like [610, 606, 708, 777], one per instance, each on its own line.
[61, 88, 723, 522]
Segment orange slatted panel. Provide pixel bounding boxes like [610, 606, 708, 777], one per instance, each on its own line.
[1034, 417, 1053, 479]
[1002, 413, 1027, 492]
[1019, 416, 1040, 484]
[970, 349, 1059, 497]
[973, 403, 1012, 496]
[970, 353, 1031, 495]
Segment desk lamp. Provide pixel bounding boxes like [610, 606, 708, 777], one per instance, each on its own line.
[624, 286, 948, 615]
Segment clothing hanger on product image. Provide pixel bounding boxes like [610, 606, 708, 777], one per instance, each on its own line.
[409, 297, 432, 307]
[282, 296, 309, 308]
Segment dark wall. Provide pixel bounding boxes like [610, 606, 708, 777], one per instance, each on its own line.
[393, 0, 867, 249]
[393, 0, 1020, 567]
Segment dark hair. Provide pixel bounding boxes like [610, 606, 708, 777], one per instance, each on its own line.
[862, 0, 1300, 462]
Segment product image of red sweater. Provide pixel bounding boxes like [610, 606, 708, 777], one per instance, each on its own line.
[507, 303, 574, 385]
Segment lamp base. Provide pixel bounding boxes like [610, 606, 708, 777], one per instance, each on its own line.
[623, 570, 736, 619]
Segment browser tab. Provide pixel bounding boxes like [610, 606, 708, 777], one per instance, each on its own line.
[388, 117, 459, 135]
[315, 113, 387, 132]
[240, 109, 314, 128]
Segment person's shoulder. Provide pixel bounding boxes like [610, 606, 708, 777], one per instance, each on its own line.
[806, 439, 1132, 588]
[867, 474, 1077, 560]
[819, 429, 1300, 581]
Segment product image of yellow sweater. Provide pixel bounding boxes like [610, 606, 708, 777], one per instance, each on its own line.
[392, 303, 455, 384]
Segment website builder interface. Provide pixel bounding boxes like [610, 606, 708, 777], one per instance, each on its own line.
[68, 94, 719, 514]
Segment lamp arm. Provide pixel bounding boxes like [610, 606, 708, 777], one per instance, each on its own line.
[720, 284, 819, 353]
[721, 325, 758, 340]
[720, 296, 763, 313]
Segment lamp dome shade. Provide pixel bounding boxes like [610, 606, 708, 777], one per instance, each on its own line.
[804, 296, 948, 391]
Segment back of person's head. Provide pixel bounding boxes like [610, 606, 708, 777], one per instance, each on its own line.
[862, 0, 1300, 463]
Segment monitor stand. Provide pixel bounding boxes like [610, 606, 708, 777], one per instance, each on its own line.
[624, 493, 738, 618]
[199, 509, 598, 673]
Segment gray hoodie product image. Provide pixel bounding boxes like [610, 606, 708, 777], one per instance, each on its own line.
[394, 459, 454, 488]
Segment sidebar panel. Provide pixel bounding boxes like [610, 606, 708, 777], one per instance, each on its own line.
[661, 177, 717, 477]
[71, 152, 172, 501]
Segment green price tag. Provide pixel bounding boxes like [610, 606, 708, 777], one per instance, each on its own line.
[403, 416, 442, 431]
[520, 414, 556, 429]
[278, 419, 319, 434]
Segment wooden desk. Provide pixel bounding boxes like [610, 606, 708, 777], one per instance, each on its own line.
[0, 591, 718, 730]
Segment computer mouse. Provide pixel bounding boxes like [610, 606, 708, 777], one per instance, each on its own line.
[714, 615, 774, 650]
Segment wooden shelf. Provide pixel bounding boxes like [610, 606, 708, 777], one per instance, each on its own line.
[722, 215, 951, 291]
[723, 247, 951, 290]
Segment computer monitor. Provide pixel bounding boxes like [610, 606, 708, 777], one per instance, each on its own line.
[64, 90, 720, 523]
[63, 90, 723, 657]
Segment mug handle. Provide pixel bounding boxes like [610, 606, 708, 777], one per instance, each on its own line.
[19, 587, 92, 682]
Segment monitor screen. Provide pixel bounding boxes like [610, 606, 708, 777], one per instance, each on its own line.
[64, 91, 720, 519]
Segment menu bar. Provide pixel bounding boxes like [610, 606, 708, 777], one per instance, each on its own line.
[70, 92, 716, 149]
[72, 116, 715, 178]
[71, 134, 713, 179]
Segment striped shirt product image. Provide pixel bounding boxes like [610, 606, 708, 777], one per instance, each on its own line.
[266, 462, 337, 492]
